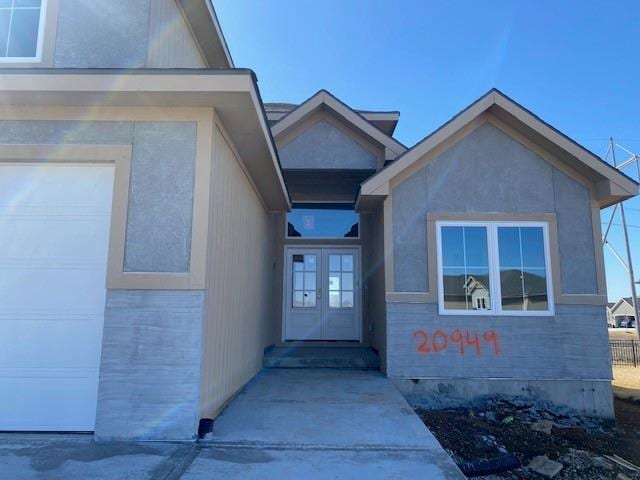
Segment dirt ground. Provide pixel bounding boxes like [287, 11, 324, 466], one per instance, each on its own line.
[417, 397, 640, 479]
[613, 367, 640, 401]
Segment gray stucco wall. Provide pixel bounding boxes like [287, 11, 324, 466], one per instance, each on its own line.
[386, 302, 613, 416]
[95, 290, 204, 440]
[55, 0, 151, 68]
[386, 303, 610, 380]
[391, 122, 597, 295]
[279, 120, 378, 170]
[124, 122, 197, 273]
[0, 120, 133, 144]
[0, 119, 198, 274]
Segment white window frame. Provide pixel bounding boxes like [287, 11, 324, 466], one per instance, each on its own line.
[0, 0, 48, 63]
[436, 220, 554, 317]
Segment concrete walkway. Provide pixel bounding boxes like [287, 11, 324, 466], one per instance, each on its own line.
[0, 369, 464, 479]
[189, 369, 464, 479]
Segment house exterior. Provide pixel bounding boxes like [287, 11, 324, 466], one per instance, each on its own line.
[0, 0, 637, 440]
[608, 298, 637, 327]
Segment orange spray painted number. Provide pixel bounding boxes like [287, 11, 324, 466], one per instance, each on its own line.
[413, 329, 501, 357]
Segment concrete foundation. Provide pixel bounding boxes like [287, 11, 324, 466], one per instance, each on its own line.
[393, 377, 614, 418]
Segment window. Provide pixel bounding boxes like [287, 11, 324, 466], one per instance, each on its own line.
[437, 221, 553, 316]
[0, 0, 46, 61]
[287, 204, 359, 238]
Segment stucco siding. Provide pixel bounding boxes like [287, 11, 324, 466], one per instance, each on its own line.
[123, 122, 197, 273]
[392, 166, 428, 292]
[55, 0, 151, 68]
[0, 120, 133, 145]
[147, 0, 206, 68]
[386, 302, 613, 416]
[95, 290, 204, 440]
[391, 122, 598, 295]
[386, 303, 610, 380]
[553, 169, 598, 294]
[200, 124, 276, 419]
[279, 120, 378, 170]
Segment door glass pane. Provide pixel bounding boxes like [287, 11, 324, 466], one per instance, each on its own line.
[292, 253, 317, 308]
[304, 254, 316, 271]
[329, 255, 341, 272]
[304, 291, 316, 307]
[304, 272, 316, 291]
[341, 272, 353, 291]
[329, 274, 340, 291]
[329, 291, 340, 308]
[293, 291, 304, 308]
[498, 227, 548, 311]
[341, 291, 354, 308]
[441, 226, 490, 311]
[341, 255, 353, 272]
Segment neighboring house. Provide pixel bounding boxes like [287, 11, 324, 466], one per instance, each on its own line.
[608, 298, 637, 327]
[0, 0, 637, 441]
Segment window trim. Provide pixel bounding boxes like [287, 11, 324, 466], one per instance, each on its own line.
[0, 0, 48, 63]
[436, 220, 555, 317]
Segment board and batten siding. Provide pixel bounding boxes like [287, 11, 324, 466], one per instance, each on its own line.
[146, 0, 206, 68]
[200, 123, 275, 419]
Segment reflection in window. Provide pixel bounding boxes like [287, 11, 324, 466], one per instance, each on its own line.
[441, 226, 490, 311]
[0, 0, 44, 59]
[498, 227, 548, 311]
[329, 254, 354, 309]
[287, 205, 359, 238]
[292, 254, 317, 308]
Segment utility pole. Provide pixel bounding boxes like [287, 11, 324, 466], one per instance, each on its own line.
[609, 138, 640, 343]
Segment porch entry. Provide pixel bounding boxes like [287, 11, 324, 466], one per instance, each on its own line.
[284, 247, 361, 341]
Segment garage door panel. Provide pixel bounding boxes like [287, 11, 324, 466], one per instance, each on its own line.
[0, 319, 103, 368]
[0, 370, 99, 431]
[0, 164, 113, 431]
[0, 216, 111, 263]
[0, 266, 108, 315]
[0, 164, 114, 208]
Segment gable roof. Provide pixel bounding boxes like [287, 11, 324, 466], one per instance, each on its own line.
[359, 89, 638, 209]
[178, 0, 234, 68]
[265, 101, 401, 135]
[610, 297, 638, 313]
[269, 90, 407, 157]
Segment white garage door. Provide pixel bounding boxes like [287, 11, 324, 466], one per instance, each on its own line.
[0, 163, 114, 431]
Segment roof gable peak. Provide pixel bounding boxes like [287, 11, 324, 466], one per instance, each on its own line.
[270, 90, 407, 156]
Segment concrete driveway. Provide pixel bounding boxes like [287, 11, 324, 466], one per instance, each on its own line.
[0, 369, 464, 479]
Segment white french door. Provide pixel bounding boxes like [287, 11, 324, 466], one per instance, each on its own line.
[284, 247, 360, 341]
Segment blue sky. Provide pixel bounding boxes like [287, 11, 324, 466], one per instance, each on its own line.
[215, 0, 640, 301]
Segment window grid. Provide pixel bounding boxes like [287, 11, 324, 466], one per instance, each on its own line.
[329, 254, 354, 309]
[0, 0, 43, 60]
[437, 221, 554, 316]
[292, 254, 317, 308]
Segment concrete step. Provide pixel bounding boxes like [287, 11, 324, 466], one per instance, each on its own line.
[263, 346, 380, 370]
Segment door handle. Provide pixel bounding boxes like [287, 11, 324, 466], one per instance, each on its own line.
[317, 287, 321, 300]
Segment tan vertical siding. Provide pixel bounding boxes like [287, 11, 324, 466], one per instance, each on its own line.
[147, 0, 207, 68]
[200, 122, 275, 418]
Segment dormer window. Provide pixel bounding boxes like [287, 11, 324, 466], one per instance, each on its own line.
[0, 0, 46, 62]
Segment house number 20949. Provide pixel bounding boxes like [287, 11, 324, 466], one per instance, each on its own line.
[413, 329, 501, 356]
